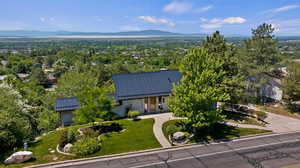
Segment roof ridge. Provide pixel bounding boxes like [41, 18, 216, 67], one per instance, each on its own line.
[112, 69, 179, 77]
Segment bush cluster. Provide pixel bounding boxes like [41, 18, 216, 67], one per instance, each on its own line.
[128, 111, 140, 120]
[71, 137, 101, 156]
[59, 129, 69, 148]
[166, 124, 180, 136]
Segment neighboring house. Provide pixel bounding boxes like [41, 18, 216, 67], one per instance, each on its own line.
[55, 97, 80, 126]
[246, 73, 283, 102]
[17, 73, 30, 79]
[112, 70, 181, 117]
[0, 75, 7, 81]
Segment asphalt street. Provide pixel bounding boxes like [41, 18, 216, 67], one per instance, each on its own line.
[32, 132, 300, 168]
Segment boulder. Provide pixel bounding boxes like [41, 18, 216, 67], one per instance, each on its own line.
[4, 151, 33, 164]
[172, 132, 186, 142]
[63, 143, 73, 153]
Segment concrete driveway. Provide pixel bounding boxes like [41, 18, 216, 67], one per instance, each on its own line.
[265, 112, 300, 133]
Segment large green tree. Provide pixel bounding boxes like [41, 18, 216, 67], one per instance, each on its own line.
[56, 70, 98, 97]
[202, 31, 243, 103]
[169, 47, 230, 130]
[284, 62, 300, 102]
[0, 83, 36, 152]
[74, 88, 113, 124]
[240, 23, 281, 76]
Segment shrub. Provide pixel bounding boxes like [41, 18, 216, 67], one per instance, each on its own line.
[59, 129, 69, 148]
[67, 128, 79, 143]
[82, 128, 99, 138]
[128, 111, 140, 120]
[166, 124, 180, 136]
[71, 137, 101, 156]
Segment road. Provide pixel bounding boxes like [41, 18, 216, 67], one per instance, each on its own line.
[29, 132, 300, 168]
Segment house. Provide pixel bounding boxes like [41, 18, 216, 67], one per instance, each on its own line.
[0, 75, 7, 81]
[112, 70, 181, 117]
[55, 97, 80, 126]
[246, 73, 283, 102]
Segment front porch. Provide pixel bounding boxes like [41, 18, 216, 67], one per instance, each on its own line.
[143, 96, 169, 114]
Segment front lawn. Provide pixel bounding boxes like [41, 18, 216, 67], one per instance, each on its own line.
[162, 120, 272, 144]
[0, 118, 160, 168]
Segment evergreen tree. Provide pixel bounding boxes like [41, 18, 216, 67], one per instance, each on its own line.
[240, 23, 281, 76]
[202, 31, 243, 103]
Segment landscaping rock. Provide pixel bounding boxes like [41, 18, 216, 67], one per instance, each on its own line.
[173, 132, 186, 142]
[63, 143, 73, 153]
[4, 151, 33, 164]
[50, 150, 55, 154]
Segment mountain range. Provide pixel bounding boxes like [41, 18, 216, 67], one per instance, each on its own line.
[0, 30, 207, 37]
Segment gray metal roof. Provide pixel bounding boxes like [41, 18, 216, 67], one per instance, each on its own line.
[112, 70, 181, 100]
[55, 97, 80, 111]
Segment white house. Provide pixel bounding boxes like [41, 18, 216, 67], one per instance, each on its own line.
[111, 70, 181, 117]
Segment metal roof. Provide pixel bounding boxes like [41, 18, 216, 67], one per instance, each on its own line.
[55, 97, 80, 112]
[112, 70, 181, 100]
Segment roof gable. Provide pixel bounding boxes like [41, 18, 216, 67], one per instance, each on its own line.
[113, 70, 181, 100]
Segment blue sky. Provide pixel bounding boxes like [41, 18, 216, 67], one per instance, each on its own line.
[1, 0, 300, 35]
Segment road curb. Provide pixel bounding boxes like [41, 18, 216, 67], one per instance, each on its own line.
[26, 131, 300, 168]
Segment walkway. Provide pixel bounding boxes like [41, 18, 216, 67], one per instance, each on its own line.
[140, 113, 178, 148]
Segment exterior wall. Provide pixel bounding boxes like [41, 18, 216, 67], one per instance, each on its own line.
[111, 104, 128, 118]
[260, 84, 283, 101]
[60, 110, 74, 126]
[161, 96, 169, 111]
[123, 99, 145, 114]
[112, 96, 171, 117]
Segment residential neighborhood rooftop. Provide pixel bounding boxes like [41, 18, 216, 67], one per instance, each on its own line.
[55, 97, 80, 112]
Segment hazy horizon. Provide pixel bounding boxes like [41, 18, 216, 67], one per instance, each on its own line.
[1, 0, 300, 35]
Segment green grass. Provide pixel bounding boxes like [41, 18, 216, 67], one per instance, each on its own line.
[0, 118, 160, 168]
[162, 120, 272, 144]
[224, 111, 265, 127]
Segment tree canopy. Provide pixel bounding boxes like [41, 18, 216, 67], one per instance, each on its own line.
[170, 47, 230, 129]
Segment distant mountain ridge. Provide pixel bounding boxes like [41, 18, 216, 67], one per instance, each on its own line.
[0, 30, 206, 37]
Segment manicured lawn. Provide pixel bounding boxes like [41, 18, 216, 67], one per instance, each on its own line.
[162, 120, 272, 144]
[0, 118, 160, 168]
[224, 111, 265, 127]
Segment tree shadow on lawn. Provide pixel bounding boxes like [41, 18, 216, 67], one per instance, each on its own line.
[223, 110, 247, 122]
[191, 123, 240, 143]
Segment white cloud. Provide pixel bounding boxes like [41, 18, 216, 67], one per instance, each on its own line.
[200, 17, 208, 22]
[269, 19, 300, 34]
[195, 5, 214, 13]
[200, 17, 247, 29]
[120, 25, 141, 31]
[95, 16, 103, 22]
[40, 17, 55, 23]
[264, 5, 300, 14]
[163, 1, 192, 14]
[138, 16, 176, 26]
[40, 17, 46, 22]
[223, 17, 246, 24]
